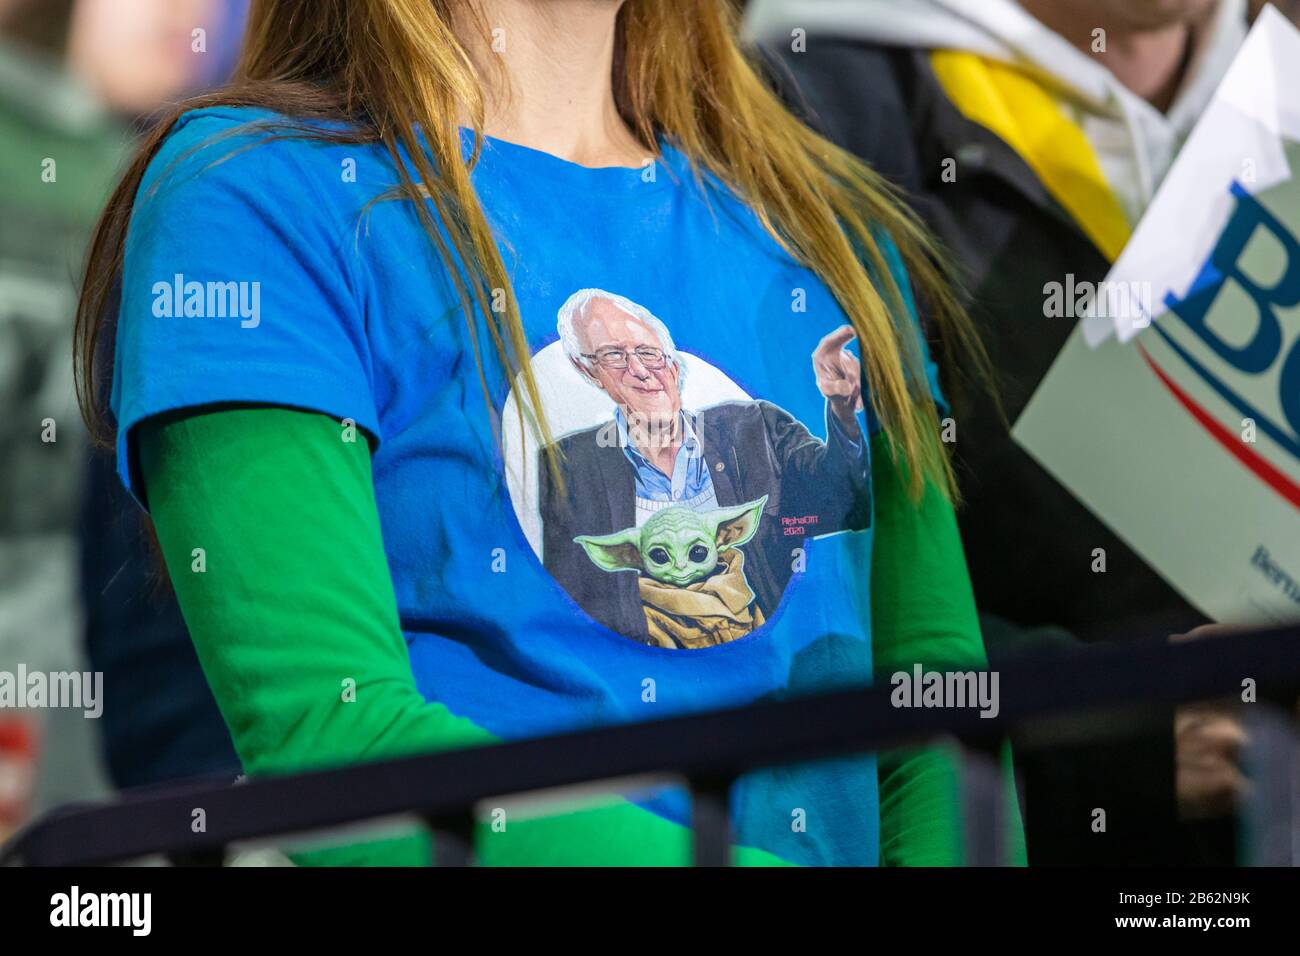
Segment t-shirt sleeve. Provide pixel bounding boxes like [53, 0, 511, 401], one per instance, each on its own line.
[862, 229, 947, 437]
[111, 111, 379, 504]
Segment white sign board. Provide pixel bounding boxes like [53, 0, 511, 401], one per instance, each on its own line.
[1014, 7, 1300, 625]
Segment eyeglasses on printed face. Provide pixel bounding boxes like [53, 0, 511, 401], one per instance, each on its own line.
[583, 346, 669, 370]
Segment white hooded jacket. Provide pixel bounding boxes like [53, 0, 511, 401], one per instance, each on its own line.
[745, 0, 1248, 226]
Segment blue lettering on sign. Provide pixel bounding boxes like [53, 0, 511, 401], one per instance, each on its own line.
[1159, 181, 1300, 460]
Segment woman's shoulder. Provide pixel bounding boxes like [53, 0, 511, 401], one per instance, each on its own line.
[152, 105, 330, 166]
[138, 105, 389, 215]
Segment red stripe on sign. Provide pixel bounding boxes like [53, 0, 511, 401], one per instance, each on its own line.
[1138, 343, 1300, 511]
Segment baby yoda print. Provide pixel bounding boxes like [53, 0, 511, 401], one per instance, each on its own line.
[574, 497, 769, 649]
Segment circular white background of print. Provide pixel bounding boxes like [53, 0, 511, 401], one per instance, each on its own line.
[502, 341, 751, 559]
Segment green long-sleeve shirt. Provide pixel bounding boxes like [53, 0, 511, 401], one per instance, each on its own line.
[138, 405, 1024, 865]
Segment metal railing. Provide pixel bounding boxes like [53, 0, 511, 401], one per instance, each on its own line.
[4, 625, 1299, 866]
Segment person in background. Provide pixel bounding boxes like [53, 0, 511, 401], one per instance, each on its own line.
[0, 0, 120, 844]
[0, 0, 241, 845]
[67, 0, 236, 120]
[746, 0, 1252, 864]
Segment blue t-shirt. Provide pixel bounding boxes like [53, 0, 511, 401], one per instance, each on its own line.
[113, 108, 942, 866]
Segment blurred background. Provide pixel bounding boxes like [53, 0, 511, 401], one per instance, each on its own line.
[0, 0, 1297, 863]
[0, 0, 249, 845]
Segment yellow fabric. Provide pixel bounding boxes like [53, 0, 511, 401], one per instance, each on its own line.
[929, 50, 1133, 262]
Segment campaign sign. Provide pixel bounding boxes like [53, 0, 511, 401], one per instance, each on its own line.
[1014, 9, 1300, 625]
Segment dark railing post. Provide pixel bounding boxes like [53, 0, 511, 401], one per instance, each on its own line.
[1242, 705, 1299, 867]
[690, 777, 734, 867]
[425, 811, 477, 867]
[959, 742, 1007, 867]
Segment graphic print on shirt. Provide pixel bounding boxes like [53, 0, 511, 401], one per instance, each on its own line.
[502, 288, 873, 649]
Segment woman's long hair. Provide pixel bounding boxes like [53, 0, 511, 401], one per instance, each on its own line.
[74, 0, 988, 498]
